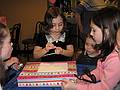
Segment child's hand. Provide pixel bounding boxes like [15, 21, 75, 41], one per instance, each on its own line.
[45, 42, 56, 51]
[62, 79, 76, 90]
[12, 63, 23, 70]
[55, 47, 63, 54]
[5, 57, 19, 67]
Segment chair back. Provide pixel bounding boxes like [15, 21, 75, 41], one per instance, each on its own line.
[33, 21, 44, 41]
[10, 23, 21, 50]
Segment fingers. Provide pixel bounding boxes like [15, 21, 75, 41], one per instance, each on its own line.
[62, 79, 74, 86]
[5, 57, 20, 67]
[10, 57, 19, 64]
[11, 63, 19, 70]
[61, 80, 68, 90]
[45, 42, 56, 51]
[12, 63, 23, 70]
[62, 79, 76, 90]
[62, 79, 68, 85]
[45, 42, 64, 54]
[55, 47, 63, 54]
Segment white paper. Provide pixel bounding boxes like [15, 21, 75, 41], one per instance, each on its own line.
[38, 62, 68, 72]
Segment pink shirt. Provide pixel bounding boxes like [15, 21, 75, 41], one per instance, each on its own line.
[77, 48, 120, 90]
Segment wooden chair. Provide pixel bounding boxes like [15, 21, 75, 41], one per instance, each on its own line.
[22, 21, 43, 61]
[10, 23, 21, 56]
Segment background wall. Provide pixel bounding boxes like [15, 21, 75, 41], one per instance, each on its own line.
[0, 0, 47, 48]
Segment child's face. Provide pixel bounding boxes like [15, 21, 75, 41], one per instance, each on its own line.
[50, 15, 63, 33]
[85, 37, 97, 55]
[90, 21, 103, 44]
[1, 29, 13, 60]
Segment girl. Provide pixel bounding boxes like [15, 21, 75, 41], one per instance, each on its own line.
[0, 23, 12, 89]
[62, 6, 120, 90]
[0, 23, 21, 90]
[76, 35, 100, 75]
[33, 7, 74, 62]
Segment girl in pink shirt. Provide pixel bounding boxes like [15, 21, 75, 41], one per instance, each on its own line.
[62, 6, 120, 90]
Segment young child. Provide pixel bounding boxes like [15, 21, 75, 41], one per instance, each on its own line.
[0, 23, 13, 89]
[0, 23, 22, 90]
[33, 7, 74, 62]
[76, 35, 100, 75]
[62, 6, 120, 90]
[114, 23, 120, 90]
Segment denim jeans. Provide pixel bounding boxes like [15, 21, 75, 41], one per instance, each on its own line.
[3, 68, 21, 90]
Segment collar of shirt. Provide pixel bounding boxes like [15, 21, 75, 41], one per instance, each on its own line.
[45, 33, 65, 43]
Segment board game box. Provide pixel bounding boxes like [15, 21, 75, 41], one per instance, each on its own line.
[17, 61, 77, 87]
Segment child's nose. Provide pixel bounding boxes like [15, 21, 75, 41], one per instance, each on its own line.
[55, 25, 59, 30]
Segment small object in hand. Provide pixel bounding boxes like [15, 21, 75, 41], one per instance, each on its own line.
[12, 63, 23, 70]
[18, 63, 23, 70]
[19, 63, 23, 67]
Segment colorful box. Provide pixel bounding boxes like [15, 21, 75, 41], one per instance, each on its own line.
[17, 61, 77, 87]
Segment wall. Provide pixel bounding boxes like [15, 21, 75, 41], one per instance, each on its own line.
[0, 0, 47, 48]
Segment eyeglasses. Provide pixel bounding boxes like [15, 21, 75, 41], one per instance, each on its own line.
[74, 68, 96, 83]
